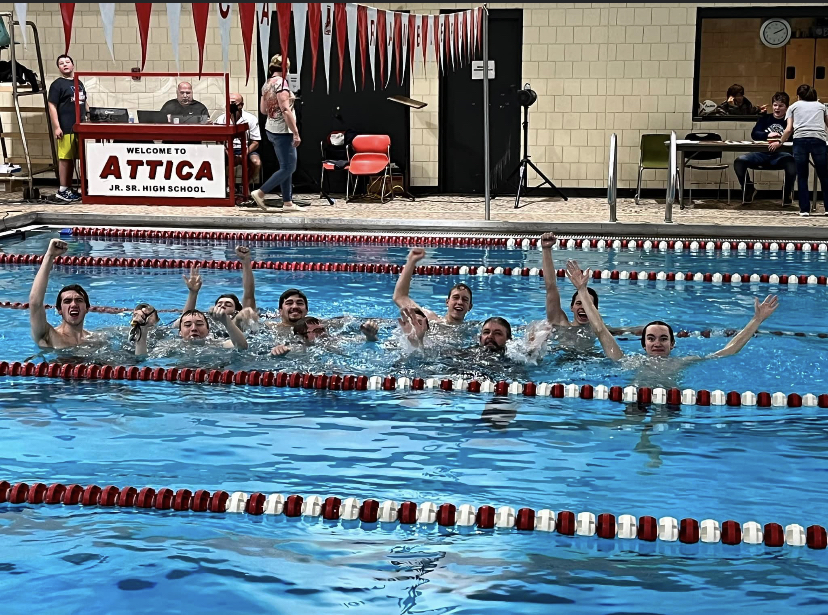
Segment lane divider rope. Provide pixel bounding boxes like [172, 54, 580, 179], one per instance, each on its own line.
[1, 360, 826, 409]
[2, 253, 826, 287]
[65, 228, 828, 253]
[1, 479, 824, 549]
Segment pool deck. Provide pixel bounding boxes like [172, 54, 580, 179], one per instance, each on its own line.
[2, 191, 828, 239]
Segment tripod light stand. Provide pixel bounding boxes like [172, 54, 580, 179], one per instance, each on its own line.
[505, 84, 567, 209]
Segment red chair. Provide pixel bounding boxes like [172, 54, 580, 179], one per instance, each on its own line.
[320, 131, 349, 197]
[346, 134, 392, 202]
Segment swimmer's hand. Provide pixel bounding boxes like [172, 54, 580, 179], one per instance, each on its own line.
[235, 245, 251, 263]
[406, 247, 426, 264]
[46, 238, 68, 259]
[398, 307, 427, 344]
[754, 294, 778, 321]
[565, 259, 591, 290]
[183, 265, 202, 293]
[271, 344, 290, 356]
[207, 305, 230, 324]
[540, 232, 557, 249]
[360, 320, 379, 341]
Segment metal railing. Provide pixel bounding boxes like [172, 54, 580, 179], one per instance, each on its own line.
[665, 131, 677, 223]
[607, 133, 617, 222]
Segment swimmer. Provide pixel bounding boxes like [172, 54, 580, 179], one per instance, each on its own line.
[565, 259, 778, 363]
[271, 315, 383, 355]
[129, 303, 160, 343]
[398, 307, 430, 348]
[393, 247, 473, 324]
[479, 317, 512, 353]
[134, 308, 248, 355]
[29, 238, 100, 349]
[541, 232, 597, 328]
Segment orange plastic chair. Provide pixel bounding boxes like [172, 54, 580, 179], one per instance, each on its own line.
[346, 134, 392, 202]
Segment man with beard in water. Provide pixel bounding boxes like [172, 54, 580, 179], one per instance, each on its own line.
[29, 238, 101, 349]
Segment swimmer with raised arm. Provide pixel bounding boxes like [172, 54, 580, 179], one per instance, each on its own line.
[133, 308, 247, 355]
[29, 238, 101, 349]
[565, 259, 778, 363]
[393, 248, 473, 324]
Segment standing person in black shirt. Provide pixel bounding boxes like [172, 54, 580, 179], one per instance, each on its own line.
[159, 82, 209, 121]
[47, 54, 86, 202]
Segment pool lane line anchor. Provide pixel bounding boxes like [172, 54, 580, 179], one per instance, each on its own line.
[1, 253, 827, 288]
[64, 227, 828, 253]
[0, 360, 827, 410]
[0, 479, 825, 549]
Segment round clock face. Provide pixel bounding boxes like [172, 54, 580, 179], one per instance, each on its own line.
[760, 19, 791, 48]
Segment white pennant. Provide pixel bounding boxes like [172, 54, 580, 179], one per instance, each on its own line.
[400, 13, 409, 82]
[345, 3, 358, 89]
[470, 9, 476, 60]
[449, 13, 456, 71]
[366, 7, 377, 89]
[99, 3, 115, 62]
[321, 2, 333, 94]
[216, 3, 233, 75]
[292, 3, 307, 89]
[384, 9, 394, 87]
[413, 18, 422, 77]
[256, 3, 273, 79]
[466, 10, 473, 62]
[438, 16, 446, 75]
[13, 3, 26, 46]
[165, 3, 181, 73]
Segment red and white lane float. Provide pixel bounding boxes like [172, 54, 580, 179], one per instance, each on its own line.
[0, 479, 824, 549]
[0, 360, 826, 409]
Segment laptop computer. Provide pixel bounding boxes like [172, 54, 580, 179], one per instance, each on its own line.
[137, 110, 169, 124]
[89, 107, 129, 123]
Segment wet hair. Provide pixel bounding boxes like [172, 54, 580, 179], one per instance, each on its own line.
[292, 316, 322, 338]
[447, 283, 473, 307]
[411, 307, 430, 330]
[797, 84, 818, 102]
[56, 284, 90, 310]
[482, 316, 512, 340]
[56, 54, 74, 68]
[726, 84, 745, 98]
[178, 309, 210, 331]
[571, 287, 598, 308]
[772, 91, 790, 106]
[215, 293, 242, 312]
[279, 288, 308, 309]
[640, 321, 675, 348]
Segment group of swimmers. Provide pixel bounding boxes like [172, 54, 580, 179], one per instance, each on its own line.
[29, 235, 779, 372]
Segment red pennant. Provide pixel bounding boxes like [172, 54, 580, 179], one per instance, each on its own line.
[277, 3, 292, 78]
[377, 10, 386, 90]
[432, 15, 439, 72]
[462, 10, 469, 65]
[443, 14, 450, 72]
[454, 12, 460, 68]
[394, 12, 402, 85]
[477, 7, 483, 54]
[308, 3, 321, 90]
[335, 3, 347, 91]
[192, 3, 210, 77]
[357, 5, 368, 90]
[135, 3, 152, 70]
[408, 14, 415, 80]
[60, 3, 74, 54]
[421, 15, 428, 77]
[239, 3, 255, 85]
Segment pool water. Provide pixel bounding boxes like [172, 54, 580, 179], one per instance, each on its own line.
[1, 230, 828, 614]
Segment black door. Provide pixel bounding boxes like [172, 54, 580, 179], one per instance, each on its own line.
[438, 9, 522, 194]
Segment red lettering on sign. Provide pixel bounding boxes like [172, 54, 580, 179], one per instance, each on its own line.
[194, 161, 213, 181]
[176, 160, 194, 180]
[164, 160, 173, 180]
[126, 159, 144, 179]
[146, 160, 163, 180]
[99, 155, 121, 179]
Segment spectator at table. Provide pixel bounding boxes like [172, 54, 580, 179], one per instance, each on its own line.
[712, 84, 767, 116]
[769, 84, 828, 217]
[47, 54, 85, 202]
[160, 82, 209, 122]
[213, 92, 261, 189]
[734, 91, 796, 205]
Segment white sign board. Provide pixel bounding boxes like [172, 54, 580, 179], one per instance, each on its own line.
[85, 142, 226, 198]
[471, 60, 495, 80]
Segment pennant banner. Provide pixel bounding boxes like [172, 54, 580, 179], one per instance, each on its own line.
[13, 4, 26, 46]
[420, 15, 428, 77]
[384, 9, 394, 87]
[166, 3, 181, 72]
[367, 7, 377, 89]
[217, 3, 233, 75]
[293, 3, 308, 89]
[321, 2, 333, 93]
[192, 3, 210, 77]
[136, 3, 152, 70]
[256, 3, 272, 79]
[238, 2, 255, 84]
[346, 3, 358, 90]
[334, 3, 346, 90]
[60, 3, 74, 54]
[308, 3, 321, 90]
[99, 3, 115, 62]
[277, 2, 291, 78]
[357, 5, 368, 90]
[400, 12, 409, 83]
[409, 14, 416, 79]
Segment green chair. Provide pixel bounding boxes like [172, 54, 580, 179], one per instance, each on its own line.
[635, 133, 671, 204]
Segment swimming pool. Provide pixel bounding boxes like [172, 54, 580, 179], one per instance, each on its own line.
[1, 228, 828, 614]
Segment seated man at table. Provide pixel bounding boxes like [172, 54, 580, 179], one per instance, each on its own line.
[160, 81, 209, 122]
[734, 91, 796, 205]
[713, 84, 767, 116]
[213, 92, 261, 187]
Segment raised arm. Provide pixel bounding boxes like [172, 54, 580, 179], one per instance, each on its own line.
[130, 307, 154, 356]
[565, 260, 624, 361]
[182, 265, 202, 313]
[236, 245, 256, 310]
[708, 295, 778, 359]
[393, 248, 427, 311]
[29, 238, 66, 347]
[540, 232, 569, 326]
[210, 307, 249, 350]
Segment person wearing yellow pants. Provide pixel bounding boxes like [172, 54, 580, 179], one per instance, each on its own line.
[47, 54, 85, 202]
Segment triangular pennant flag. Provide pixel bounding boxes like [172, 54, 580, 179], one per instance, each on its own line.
[192, 3, 209, 77]
[469, 8, 476, 60]
[377, 9, 386, 90]
[166, 3, 181, 73]
[99, 3, 116, 62]
[393, 12, 401, 85]
[276, 3, 291, 78]
[367, 7, 377, 89]
[400, 13, 409, 82]
[477, 7, 483, 54]
[13, 4, 26, 46]
[238, 2, 255, 84]
[465, 10, 472, 63]
[442, 14, 449, 74]
[345, 3, 358, 90]
[308, 3, 321, 90]
[408, 14, 416, 80]
[135, 3, 152, 70]
[334, 3, 347, 90]
[321, 2, 333, 93]
[256, 3, 272, 80]
[420, 15, 428, 77]
[384, 9, 394, 87]
[357, 5, 367, 90]
[60, 3, 74, 54]
[432, 15, 440, 74]
[450, 12, 457, 70]
[293, 3, 307, 89]
[217, 3, 233, 75]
